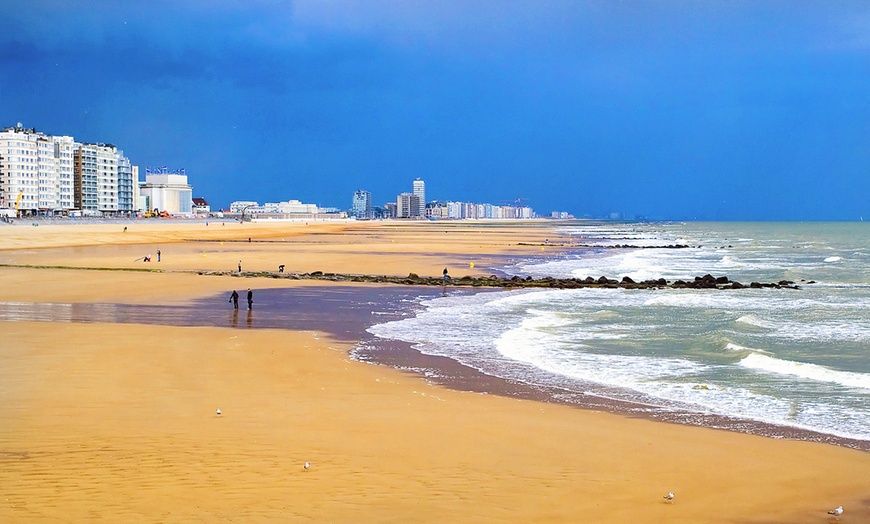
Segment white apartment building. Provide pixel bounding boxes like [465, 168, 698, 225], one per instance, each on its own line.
[74, 142, 134, 215]
[0, 125, 76, 214]
[96, 144, 118, 213]
[412, 178, 425, 217]
[0, 124, 135, 216]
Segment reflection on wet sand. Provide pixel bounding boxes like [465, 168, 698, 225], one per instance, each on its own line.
[0, 285, 451, 341]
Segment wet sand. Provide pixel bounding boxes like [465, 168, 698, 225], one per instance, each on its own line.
[1, 220, 869, 522]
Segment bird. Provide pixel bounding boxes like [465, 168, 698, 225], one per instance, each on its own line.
[827, 506, 843, 516]
[216, 408, 222, 416]
[663, 491, 674, 503]
[304, 461, 310, 472]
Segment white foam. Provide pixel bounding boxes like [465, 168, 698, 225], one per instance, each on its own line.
[740, 353, 870, 390]
[734, 314, 777, 329]
[825, 256, 842, 263]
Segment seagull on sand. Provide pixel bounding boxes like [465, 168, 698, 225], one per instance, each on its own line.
[663, 491, 674, 503]
[216, 408, 222, 416]
[304, 461, 310, 472]
[828, 506, 843, 516]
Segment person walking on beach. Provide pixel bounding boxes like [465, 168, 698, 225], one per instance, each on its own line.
[247, 288, 253, 310]
[229, 290, 239, 309]
[238, 260, 242, 273]
[442, 267, 450, 282]
[157, 249, 161, 262]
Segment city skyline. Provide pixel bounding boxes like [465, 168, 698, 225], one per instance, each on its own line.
[2, 3, 869, 220]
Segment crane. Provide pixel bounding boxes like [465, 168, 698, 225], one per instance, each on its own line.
[14, 190, 23, 217]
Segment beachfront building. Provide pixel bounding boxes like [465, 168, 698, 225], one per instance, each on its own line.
[228, 199, 339, 220]
[0, 123, 136, 217]
[117, 155, 135, 214]
[351, 190, 372, 218]
[192, 198, 210, 215]
[0, 124, 77, 215]
[396, 192, 421, 218]
[413, 178, 426, 217]
[139, 168, 193, 216]
[74, 142, 135, 215]
[433, 200, 537, 220]
[426, 201, 448, 219]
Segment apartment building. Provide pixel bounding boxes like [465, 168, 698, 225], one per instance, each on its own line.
[352, 189, 372, 218]
[1, 124, 135, 216]
[0, 124, 76, 214]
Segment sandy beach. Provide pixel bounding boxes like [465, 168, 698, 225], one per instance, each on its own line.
[1, 219, 868, 523]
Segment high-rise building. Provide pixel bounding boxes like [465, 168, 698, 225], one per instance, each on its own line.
[397, 192, 421, 218]
[412, 178, 425, 217]
[117, 154, 134, 213]
[352, 190, 372, 218]
[0, 124, 135, 216]
[0, 124, 76, 215]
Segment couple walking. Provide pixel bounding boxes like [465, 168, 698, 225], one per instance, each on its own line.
[229, 288, 253, 310]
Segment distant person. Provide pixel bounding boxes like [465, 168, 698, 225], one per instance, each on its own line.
[123, 226, 127, 232]
[247, 288, 253, 310]
[229, 290, 239, 309]
[145, 253, 151, 262]
[157, 249, 161, 262]
[278, 264, 285, 273]
[443, 267, 449, 282]
[238, 260, 242, 273]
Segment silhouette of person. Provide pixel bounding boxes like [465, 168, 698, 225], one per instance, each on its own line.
[247, 288, 253, 310]
[229, 290, 239, 309]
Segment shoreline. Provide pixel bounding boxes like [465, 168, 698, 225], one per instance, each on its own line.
[2, 281, 866, 451]
[3, 220, 870, 522]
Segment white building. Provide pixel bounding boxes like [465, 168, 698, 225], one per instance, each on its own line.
[229, 199, 323, 219]
[229, 201, 259, 213]
[0, 124, 76, 215]
[139, 170, 193, 215]
[0, 124, 135, 216]
[412, 178, 426, 217]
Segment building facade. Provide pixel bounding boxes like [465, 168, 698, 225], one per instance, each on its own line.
[0, 125, 76, 215]
[1, 124, 135, 216]
[396, 192, 421, 218]
[139, 171, 193, 215]
[412, 178, 426, 217]
[352, 189, 372, 218]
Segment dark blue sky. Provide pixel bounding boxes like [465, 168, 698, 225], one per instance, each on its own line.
[2, 1, 868, 220]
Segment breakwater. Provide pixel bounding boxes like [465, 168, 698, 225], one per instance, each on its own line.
[204, 270, 802, 290]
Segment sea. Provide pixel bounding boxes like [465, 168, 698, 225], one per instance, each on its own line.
[366, 221, 870, 445]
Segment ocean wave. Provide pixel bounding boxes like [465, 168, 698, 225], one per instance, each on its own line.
[734, 314, 777, 330]
[825, 256, 843, 263]
[724, 342, 763, 353]
[739, 353, 870, 390]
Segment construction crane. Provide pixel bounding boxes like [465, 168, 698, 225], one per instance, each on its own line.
[14, 190, 23, 217]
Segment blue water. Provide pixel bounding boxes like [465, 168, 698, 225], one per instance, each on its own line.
[368, 222, 870, 442]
